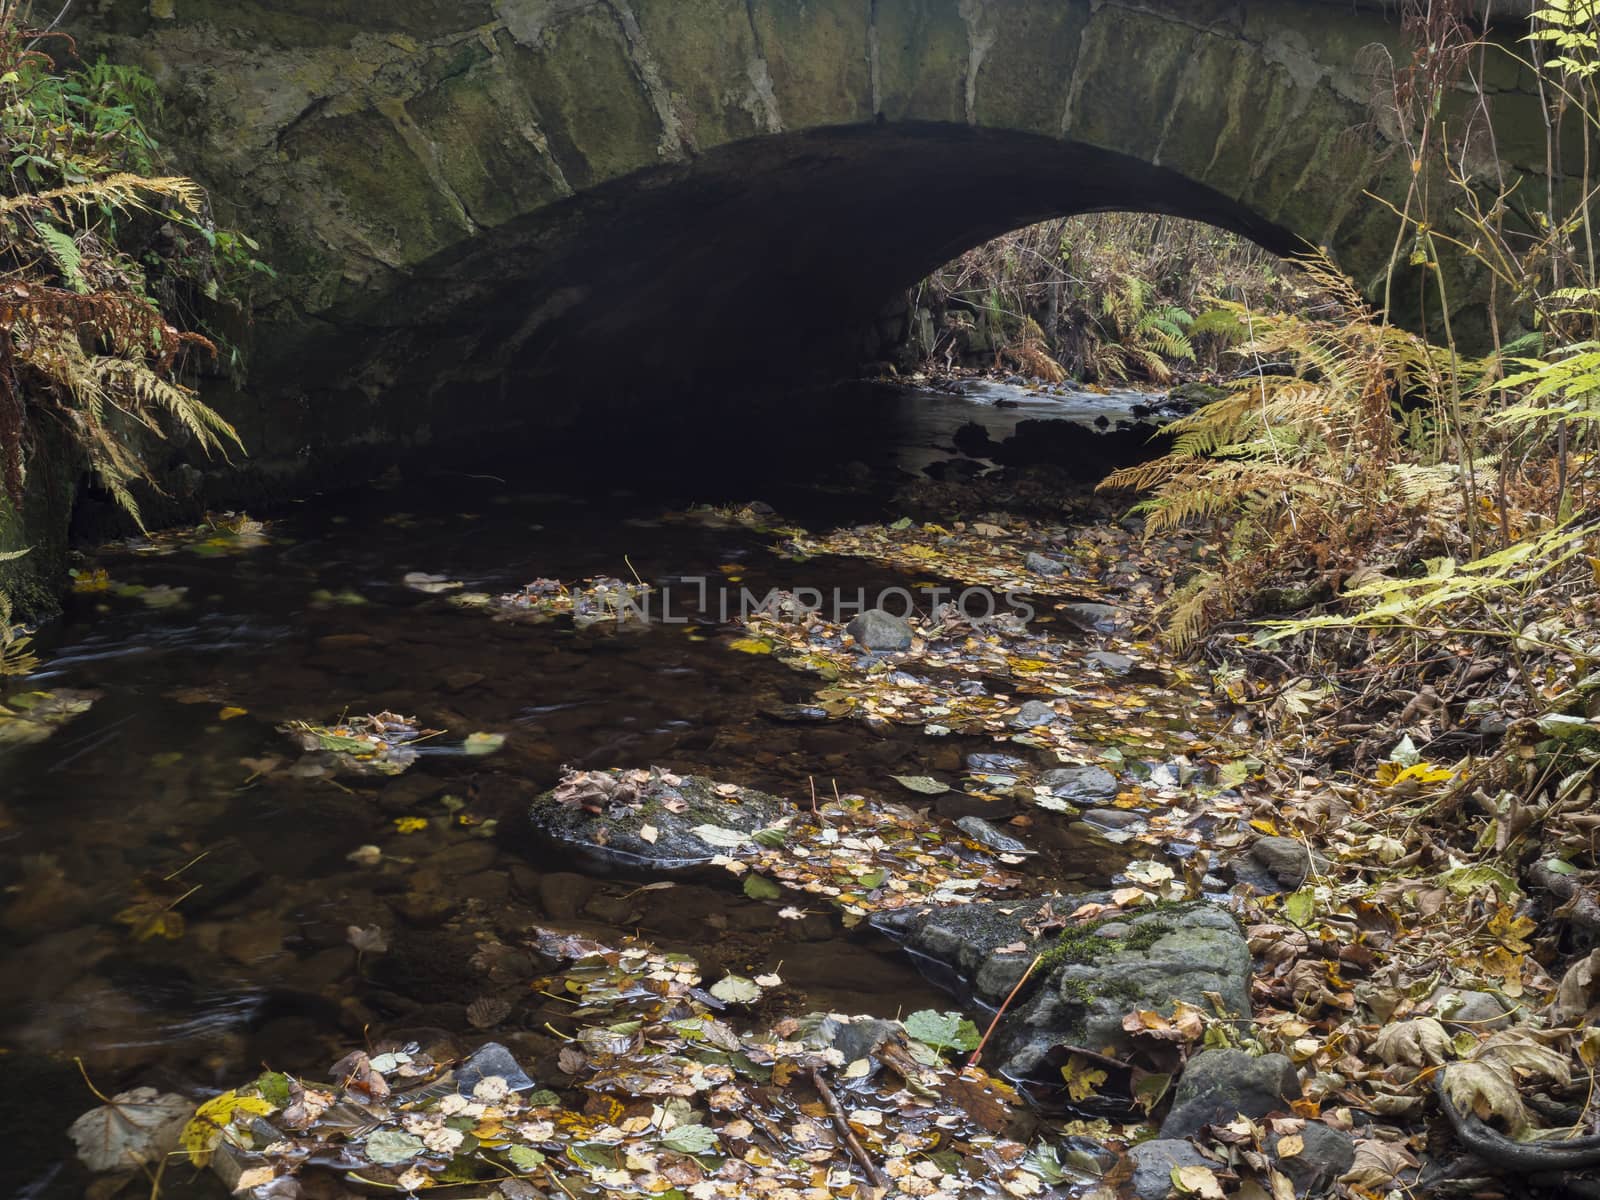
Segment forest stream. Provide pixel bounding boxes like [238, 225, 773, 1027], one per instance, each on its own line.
[4, 380, 1203, 1198]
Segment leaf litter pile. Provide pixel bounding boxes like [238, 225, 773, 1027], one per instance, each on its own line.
[448, 577, 653, 628]
[105, 929, 1071, 1200]
[546, 766, 1027, 921]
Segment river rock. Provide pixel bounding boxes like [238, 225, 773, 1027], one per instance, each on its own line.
[1247, 836, 1325, 891]
[1011, 699, 1059, 728]
[953, 421, 995, 457]
[1429, 985, 1513, 1030]
[1269, 1121, 1356, 1196]
[1060, 602, 1127, 633]
[874, 897, 1251, 1083]
[1041, 765, 1118, 802]
[1128, 1139, 1216, 1200]
[1160, 1048, 1300, 1138]
[528, 770, 789, 873]
[1024, 552, 1065, 577]
[955, 816, 1032, 855]
[845, 609, 914, 652]
[1084, 650, 1135, 675]
[1083, 809, 1144, 831]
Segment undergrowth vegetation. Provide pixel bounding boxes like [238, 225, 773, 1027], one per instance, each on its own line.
[0, 0, 260, 669]
[909, 212, 1309, 384]
[1089, 2, 1600, 1182]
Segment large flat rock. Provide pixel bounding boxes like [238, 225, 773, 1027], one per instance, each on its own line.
[875, 896, 1251, 1082]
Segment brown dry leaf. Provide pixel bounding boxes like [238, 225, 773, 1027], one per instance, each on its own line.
[1475, 1032, 1572, 1088]
[1371, 1017, 1451, 1067]
[1552, 949, 1600, 1022]
[1172, 1164, 1225, 1199]
[1339, 1138, 1418, 1187]
[1440, 1060, 1527, 1131]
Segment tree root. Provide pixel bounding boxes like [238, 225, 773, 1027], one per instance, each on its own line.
[1527, 859, 1600, 940]
[1434, 1075, 1600, 1172]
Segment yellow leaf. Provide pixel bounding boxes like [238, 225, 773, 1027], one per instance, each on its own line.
[181, 1090, 276, 1167]
[394, 817, 428, 834]
[1375, 761, 1455, 788]
[218, 706, 247, 721]
[727, 637, 773, 655]
[1250, 818, 1280, 836]
[114, 901, 186, 942]
[1060, 1054, 1108, 1103]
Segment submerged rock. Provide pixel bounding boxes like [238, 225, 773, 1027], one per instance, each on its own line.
[1010, 699, 1059, 729]
[1084, 649, 1135, 675]
[1040, 765, 1119, 802]
[1024, 552, 1065, 577]
[955, 816, 1032, 856]
[528, 769, 789, 873]
[845, 608, 914, 651]
[1244, 836, 1327, 892]
[875, 897, 1251, 1083]
[1060, 602, 1127, 634]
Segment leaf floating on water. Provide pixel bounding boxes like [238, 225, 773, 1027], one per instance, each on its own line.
[281, 711, 438, 777]
[464, 731, 506, 756]
[346, 844, 382, 867]
[363, 1128, 425, 1165]
[660, 1123, 719, 1154]
[726, 637, 773, 654]
[403, 571, 464, 595]
[903, 1010, 981, 1053]
[708, 974, 763, 1004]
[346, 924, 388, 955]
[890, 774, 952, 795]
[743, 873, 782, 901]
[69, 1088, 191, 1173]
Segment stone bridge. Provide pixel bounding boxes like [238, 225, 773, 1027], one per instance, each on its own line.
[80, 0, 1553, 470]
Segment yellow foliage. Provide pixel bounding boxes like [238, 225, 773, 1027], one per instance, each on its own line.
[181, 1090, 277, 1167]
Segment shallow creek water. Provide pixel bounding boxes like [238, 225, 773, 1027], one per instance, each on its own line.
[1, 382, 1165, 1197]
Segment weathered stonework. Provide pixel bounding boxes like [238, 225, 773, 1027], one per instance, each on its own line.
[11, 1, 1556, 592]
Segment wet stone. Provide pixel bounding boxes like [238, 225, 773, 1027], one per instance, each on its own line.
[1160, 1048, 1301, 1138]
[955, 816, 1032, 855]
[1084, 809, 1144, 832]
[1129, 1139, 1215, 1200]
[1040, 765, 1118, 802]
[845, 608, 915, 652]
[875, 898, 1252, 1083]
[1270, 1121, 1356, 1197]
[1010, 700, 1059, 729]
[534, 873, 593, 921]
[1249, 836, 1322, 891]
[1430, 985, 1513, 1030]
[1084, 649, 1135, 675]
[527, 769, 789, 873]
[1060, 602, 1126, 633]
[1024, 552, 1065, 577]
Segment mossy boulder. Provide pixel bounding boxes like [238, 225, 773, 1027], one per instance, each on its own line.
[875, 896, 1251, 1082]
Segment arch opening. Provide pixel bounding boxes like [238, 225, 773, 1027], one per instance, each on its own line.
[270, 123, 1306, 473]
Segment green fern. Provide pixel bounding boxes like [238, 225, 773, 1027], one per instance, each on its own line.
[36, 222, 85, 292]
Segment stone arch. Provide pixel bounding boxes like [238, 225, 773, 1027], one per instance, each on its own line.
[78, 0, 1551, 466]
